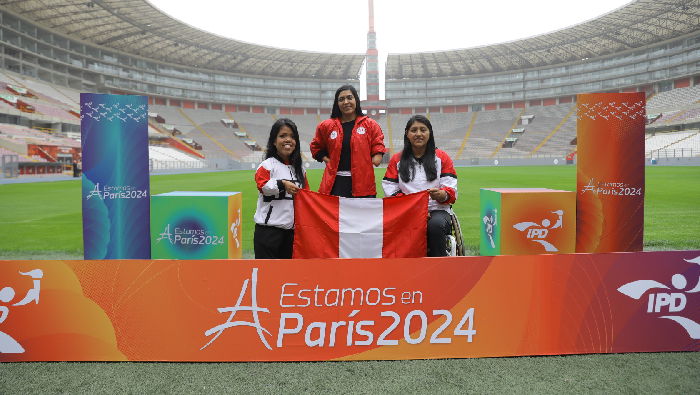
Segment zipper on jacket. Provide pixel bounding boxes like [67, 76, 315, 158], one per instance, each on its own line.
[264, 205, 274, 224]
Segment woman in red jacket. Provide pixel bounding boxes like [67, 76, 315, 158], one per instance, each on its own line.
[310, 85, 385, 197]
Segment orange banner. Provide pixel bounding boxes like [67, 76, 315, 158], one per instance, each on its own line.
[1, 251, 699, 361]
[576, 93, 646, 252]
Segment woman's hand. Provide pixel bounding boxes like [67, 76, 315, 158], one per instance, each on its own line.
[372, 153, 383, 167]
[428, 188, 448, 203]
[281, 180, 300, 196]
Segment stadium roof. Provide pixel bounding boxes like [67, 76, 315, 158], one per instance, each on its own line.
[0, 0, 365, 80]
[386, 0, 700, 79]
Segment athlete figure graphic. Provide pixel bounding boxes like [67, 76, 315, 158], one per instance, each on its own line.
[483, 209, 497, 248]
[0, 269, 43, 353]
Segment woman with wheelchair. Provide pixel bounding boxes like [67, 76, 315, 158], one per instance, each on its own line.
[382, 115, 458, 257]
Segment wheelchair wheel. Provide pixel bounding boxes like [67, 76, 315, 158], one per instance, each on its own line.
[446, 235, 457, 256]
[448, 212, 466, 256]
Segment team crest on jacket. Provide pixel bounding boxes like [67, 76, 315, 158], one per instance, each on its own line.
[357, 127, 366, 135]
[330, 131, 338, 139]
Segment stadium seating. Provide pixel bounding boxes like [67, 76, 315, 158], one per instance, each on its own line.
[661, 107, 700, 125]
[150, 105, 258, 161]
[281, 113, 320, 159]
[665, 131, 700, 151]
[30, 102, 78, 123]
[0, 146, 24, 159]
[0, 97, 20, 114]
[148, 145, 205, 170]
[426, 112, 471, 154]
[645, 131, 695, 151]
[147, 108, 330, 165]
[0, 123, 79, 148]
[647, 85, 700, 111]
[0, 72, 80, 122]
[420, 105, 577, 160]
[646, 130, 700, 157]
[0, 70, 79, 108]
[2, 66, 699, 172]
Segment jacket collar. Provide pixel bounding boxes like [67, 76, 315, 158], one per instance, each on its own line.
[335, 115, 367, 126]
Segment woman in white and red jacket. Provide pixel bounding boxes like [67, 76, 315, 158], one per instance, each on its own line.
[382, 115, 458, 257]
[310, 85, 385, 197]
[254, 118, 308, 259]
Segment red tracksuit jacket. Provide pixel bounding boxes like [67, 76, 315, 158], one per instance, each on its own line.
[310, 115, 386, 196]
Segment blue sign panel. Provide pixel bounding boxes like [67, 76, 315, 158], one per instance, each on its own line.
[81, 93, 150, 259]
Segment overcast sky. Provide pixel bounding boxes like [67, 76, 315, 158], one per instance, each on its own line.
[148, 0, 631, 53]
[147, 0, 632, 98]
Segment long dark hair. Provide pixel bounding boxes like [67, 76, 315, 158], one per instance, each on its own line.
[265, 118, 306, 187]
[399, 115, 437, 183]
[330, 84, 364, 119]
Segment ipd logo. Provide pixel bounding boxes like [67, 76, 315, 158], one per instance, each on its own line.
[645, 274, 687, 313]
[526, 227, 549, 239]
[513, 210, 564, 252]
[617, 256, 700, 339]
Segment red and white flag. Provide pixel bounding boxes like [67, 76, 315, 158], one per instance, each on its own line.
[293, 190, 428, 259]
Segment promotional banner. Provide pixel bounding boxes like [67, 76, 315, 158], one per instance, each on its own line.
[151, 192, 242, 259]
[480, 188, 575, 256]
[293, 190, 428, 259]
[576, 92, 645, 253]
[0, 251, 698, 361]
[81, 93, 150, 259]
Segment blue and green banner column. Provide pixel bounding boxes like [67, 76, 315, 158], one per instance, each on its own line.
[81, 93, 150, 259]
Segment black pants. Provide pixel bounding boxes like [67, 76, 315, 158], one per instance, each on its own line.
[254, 224, 294, 259]
[330, 176, 375, 198]
[427, 210, 452, 257]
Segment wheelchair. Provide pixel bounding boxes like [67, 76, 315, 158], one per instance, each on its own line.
[445, 211, 466, 256]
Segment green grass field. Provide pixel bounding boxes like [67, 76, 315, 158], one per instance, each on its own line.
[1, 166, 699, 257]
[0, 166, 698, 392]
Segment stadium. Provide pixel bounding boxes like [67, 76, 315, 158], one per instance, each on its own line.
[0, 0, 698, 392]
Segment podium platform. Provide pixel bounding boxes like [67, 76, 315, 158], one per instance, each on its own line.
[150, 191, 242, 259]
[480, 188, 575, 256]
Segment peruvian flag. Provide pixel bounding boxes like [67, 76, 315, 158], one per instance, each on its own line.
[293, 190, 428, 259]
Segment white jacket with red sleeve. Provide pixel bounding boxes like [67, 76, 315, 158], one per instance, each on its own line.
[382, 149, 457, 213]
[253, 157, 308, 229]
